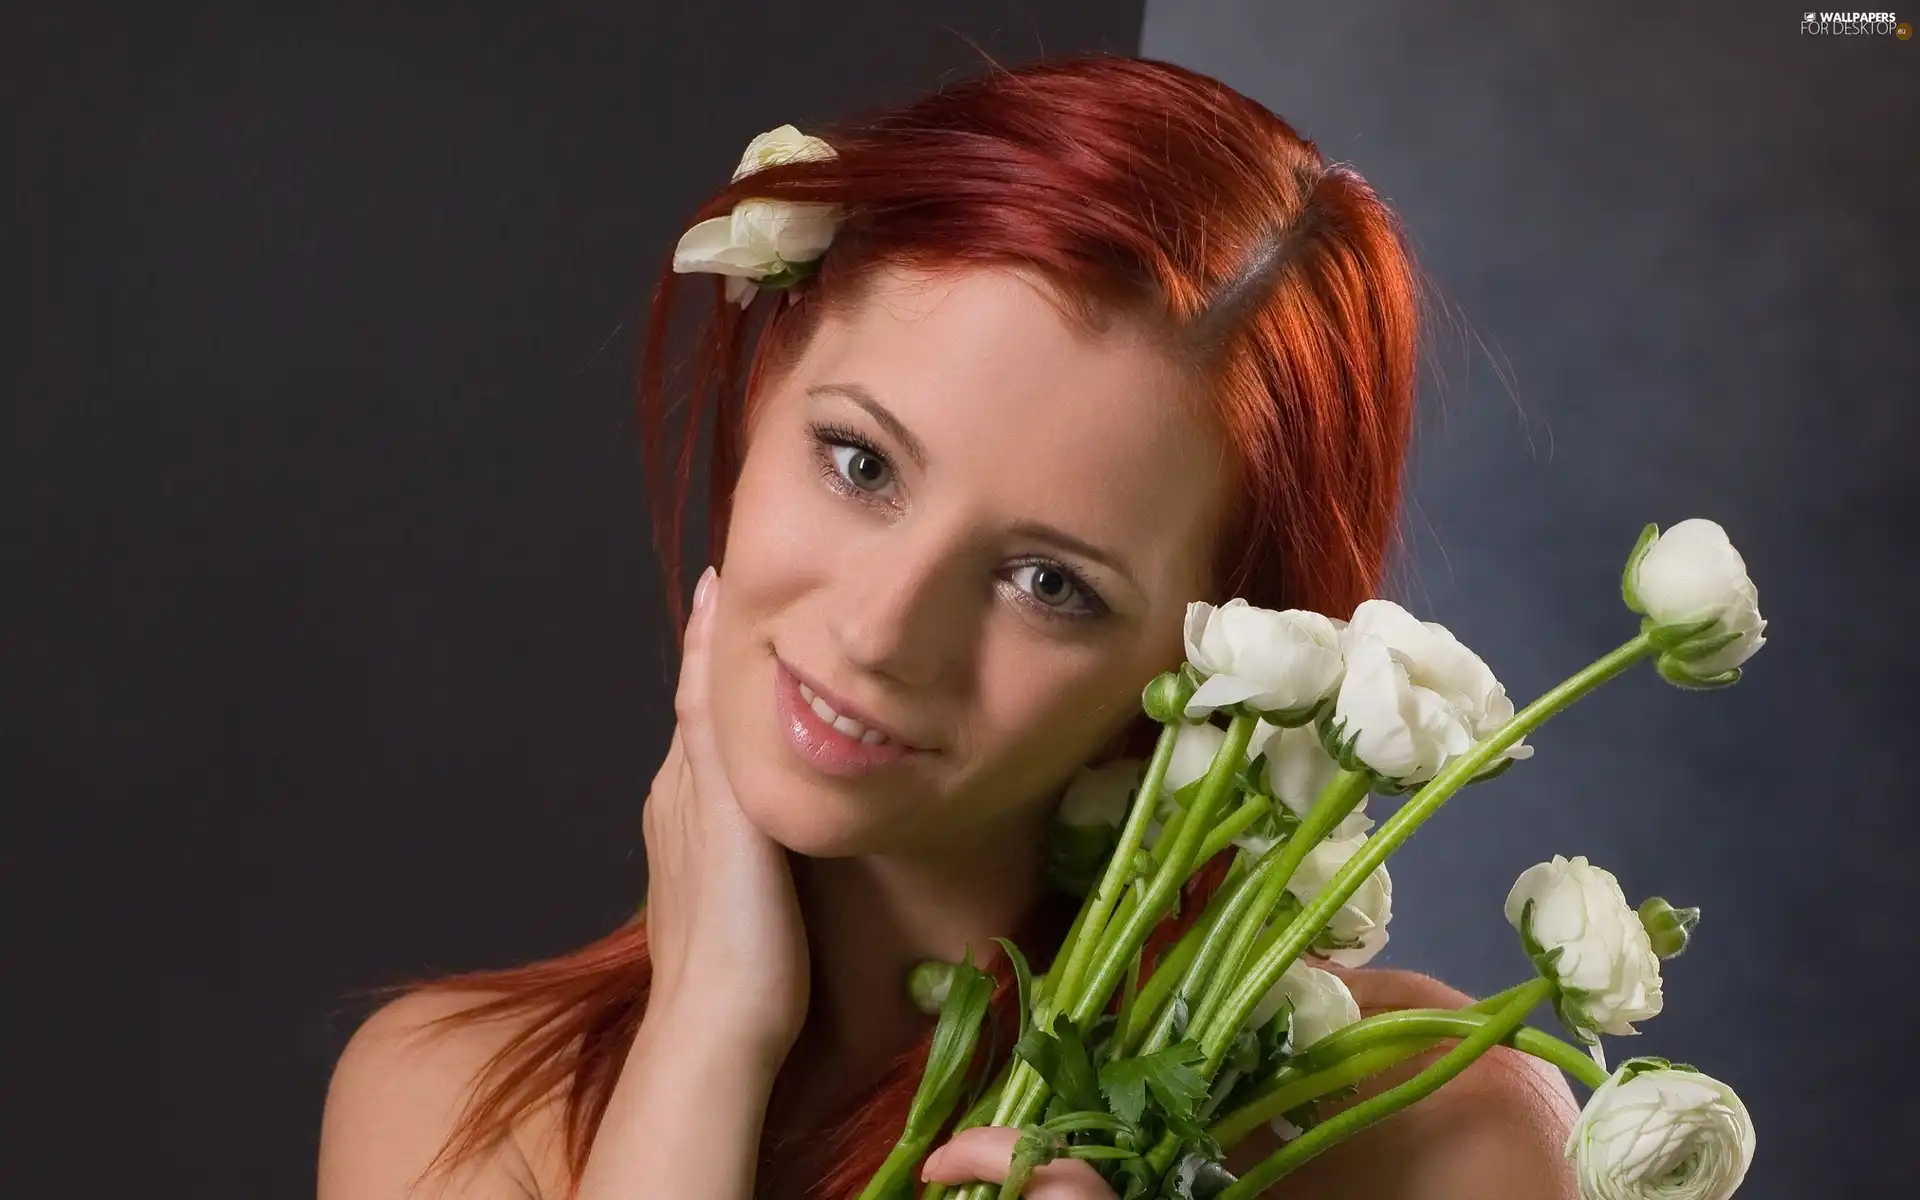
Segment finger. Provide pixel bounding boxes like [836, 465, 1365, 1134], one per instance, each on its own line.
[677, 568, 729, 785]
[672, 567, 717, 727]
[921, 1127, 1117, 1198]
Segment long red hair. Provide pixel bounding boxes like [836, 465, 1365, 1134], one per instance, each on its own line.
[391, 53, 1421, 1198]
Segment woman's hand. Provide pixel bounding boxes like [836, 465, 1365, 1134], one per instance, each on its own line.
[920, 1127, 1121, 1199]
[641, 565, 811, 1061]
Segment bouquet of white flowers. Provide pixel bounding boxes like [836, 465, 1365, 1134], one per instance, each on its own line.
[859, 519, 1765, 1200]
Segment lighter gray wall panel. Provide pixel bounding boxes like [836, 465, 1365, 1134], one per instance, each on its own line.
[1144, 2, 1915, 1192]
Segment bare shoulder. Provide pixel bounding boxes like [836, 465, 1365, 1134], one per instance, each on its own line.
[1337, 964, 1579, 1109]
[319, 989, 551, 1200]
[1222, 964, 1582, 1199]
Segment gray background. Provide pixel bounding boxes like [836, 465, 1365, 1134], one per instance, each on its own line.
[4, 0, 1913, 1195]
[1144, 0, 1917, 1194]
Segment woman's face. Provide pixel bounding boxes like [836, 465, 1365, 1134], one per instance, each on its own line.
[707, 265, 1230, 859]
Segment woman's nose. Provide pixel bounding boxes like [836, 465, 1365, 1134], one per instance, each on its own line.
[826, 534, 978, 691]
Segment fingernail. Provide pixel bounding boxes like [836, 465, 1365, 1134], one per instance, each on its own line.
[693, 566, 715, 613]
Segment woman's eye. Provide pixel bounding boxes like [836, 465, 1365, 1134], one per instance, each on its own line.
[830, 441, 893, 493]
[1009, 563, 1101, 617]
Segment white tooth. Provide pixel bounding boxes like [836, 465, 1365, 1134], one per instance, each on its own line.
[859, 728, 890, 746]
[808, 695, 841, 725]
[799, 682, 817, 703]
[831, 713, 867, 738]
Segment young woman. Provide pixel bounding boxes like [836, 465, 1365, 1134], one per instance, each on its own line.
[318, 55, 1582, 1199]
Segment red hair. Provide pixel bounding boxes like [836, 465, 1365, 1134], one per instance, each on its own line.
[393, 53, 1420, 1198]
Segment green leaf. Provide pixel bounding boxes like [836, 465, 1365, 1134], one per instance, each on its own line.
[995, 937, 1036, 1036]
[904, 949, 995, 1137]
[1013, 1014, 1105, 1115]
[1099, 1039, 1209, 1126]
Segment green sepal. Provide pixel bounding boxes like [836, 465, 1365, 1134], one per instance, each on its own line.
[1252, 696, 1328, 730]
[753, 256, 823, 293]
[1655, 655, 1742, 690]
[1665, 626, 1744, 664]
[1615, 1055, 1676, 1082]
[1620, 523, 1660, 615]
[1640, 613, 1715, 652]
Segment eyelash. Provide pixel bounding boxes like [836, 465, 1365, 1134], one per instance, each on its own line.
[806, 421, 1110, 622]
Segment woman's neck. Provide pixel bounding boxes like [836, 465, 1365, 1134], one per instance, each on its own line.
[770, 807, 1052, 1128]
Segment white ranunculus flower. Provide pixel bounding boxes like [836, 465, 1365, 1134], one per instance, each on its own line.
[1505, 856, 1664, 1042]
[1331, 599, 1533, 786]
[730, 124, 836, 178]
[1183, 600, 1345, 721]
[1628, 519, 1767, 678]
[1567, 1060, 1755, 1200]
[671, 125, 840, 307]
[1248, 959, 1362, 1050]
[1166, 721, 1230, 793]
[1057, 760, 1144, 831]
[1259, 722, 1374, 841]
[1285, 833, 1392, 967]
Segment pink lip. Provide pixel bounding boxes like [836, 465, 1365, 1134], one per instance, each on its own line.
[775, 659, 930, 778]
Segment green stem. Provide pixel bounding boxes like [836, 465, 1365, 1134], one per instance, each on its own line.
[1215, 978, 1556, 1198]
[1114, 854, 1253, 1055]
[1186, 770, 1369, 1042]
[1068, 714, 1259, 1030]
[1044, 723, 1181, 1030]
[958, 716, 1259, 1200]
[1199, 633, 1654, 1072]
[1205, 985, 1571, 1152]
[1194, 793, 1270, 866]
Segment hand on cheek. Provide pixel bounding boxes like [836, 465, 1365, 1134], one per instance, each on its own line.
[920, 1126, 1120, 1199]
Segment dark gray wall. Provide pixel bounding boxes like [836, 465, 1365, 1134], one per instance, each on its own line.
[1, 2, 1145, 1193]
[1143, 1, 1917, 1194]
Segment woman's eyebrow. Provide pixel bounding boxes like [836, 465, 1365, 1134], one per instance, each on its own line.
[806, 380, 1141, 592]
[807, 382, 928, 470]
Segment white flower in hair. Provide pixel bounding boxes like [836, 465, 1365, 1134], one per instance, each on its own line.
[672, 124, 841, 307]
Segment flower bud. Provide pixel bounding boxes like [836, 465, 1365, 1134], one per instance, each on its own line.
[1624, 519, 1767, 686]
[908, 960, 953, 1015]
[1637, 896, 1700, 960]
[1142, 669, 1198, 724]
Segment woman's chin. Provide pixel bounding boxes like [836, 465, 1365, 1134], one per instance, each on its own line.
[732, 776, 903, 859]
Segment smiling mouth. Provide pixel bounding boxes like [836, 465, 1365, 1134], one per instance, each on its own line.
[773, 656, 938, 778]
